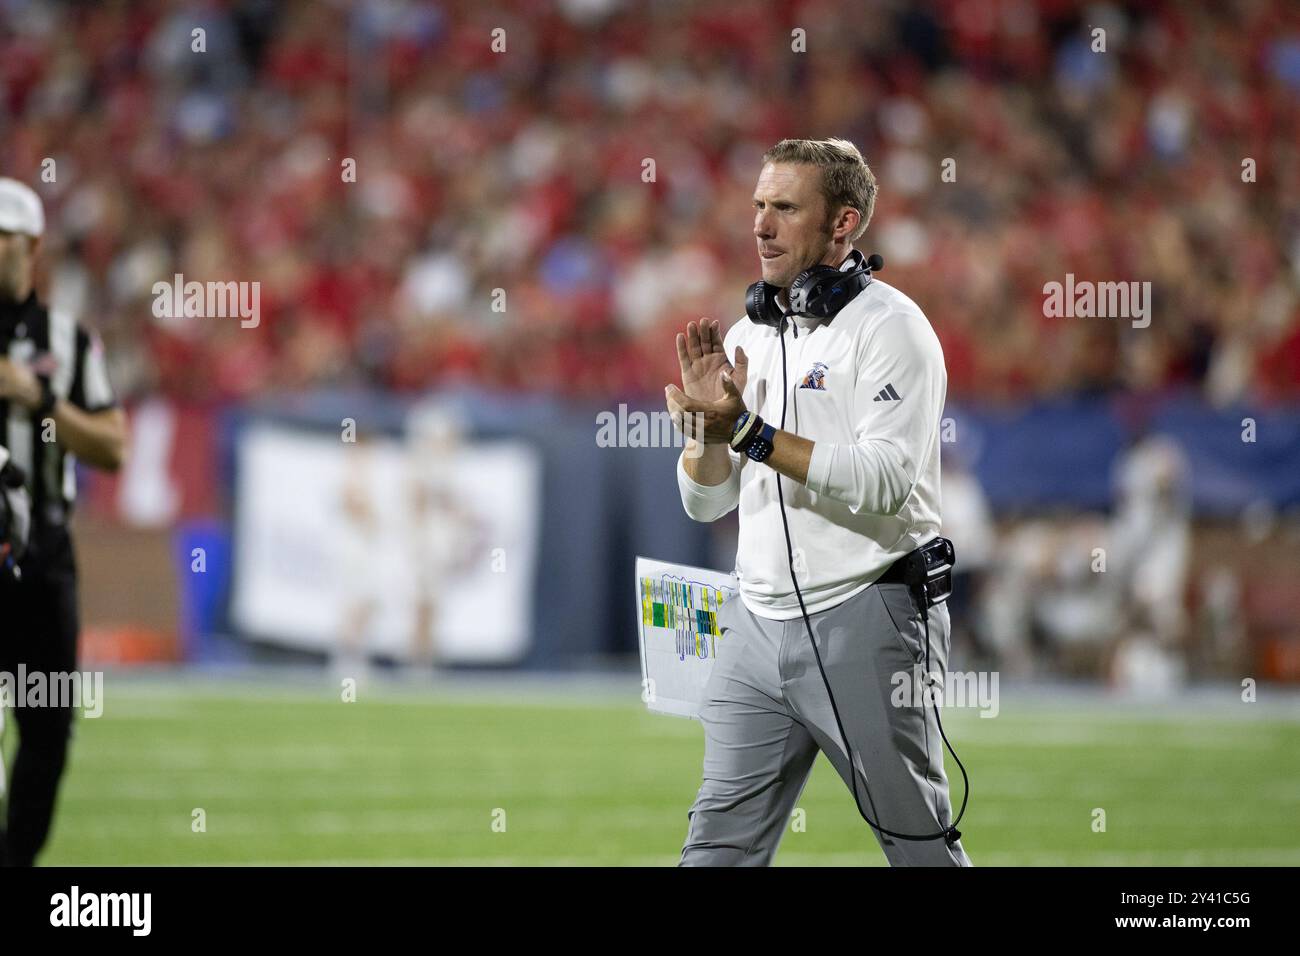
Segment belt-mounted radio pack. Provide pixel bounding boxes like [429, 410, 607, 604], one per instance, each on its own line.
[899, 536, 955, 618]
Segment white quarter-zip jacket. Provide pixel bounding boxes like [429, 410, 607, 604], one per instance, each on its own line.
[676, 260, 947, 621]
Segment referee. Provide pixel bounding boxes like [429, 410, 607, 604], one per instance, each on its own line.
[0, 178, 126, 866]
[666, 139, 971, 866]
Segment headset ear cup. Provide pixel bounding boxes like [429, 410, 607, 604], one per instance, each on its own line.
[791, 261, 875, 320]
[745, 281, 784, 327]
[745, 281, 763, 323]
[789, 266, 839, 317]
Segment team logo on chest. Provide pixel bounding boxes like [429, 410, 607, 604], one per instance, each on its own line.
[798, 361, 829, 390]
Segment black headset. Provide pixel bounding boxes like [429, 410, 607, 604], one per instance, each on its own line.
[746, 249, 884, 327]
[744, 249, 971, 851]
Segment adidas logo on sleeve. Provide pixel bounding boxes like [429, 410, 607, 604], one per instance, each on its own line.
[873, 383, 902, 402]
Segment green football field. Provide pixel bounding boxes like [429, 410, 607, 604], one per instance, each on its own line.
[10, 674, 1300, 866]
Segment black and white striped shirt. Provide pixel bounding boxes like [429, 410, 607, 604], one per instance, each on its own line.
[0, 291, 117, 528]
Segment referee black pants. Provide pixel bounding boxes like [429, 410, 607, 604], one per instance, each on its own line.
[0, 523, 79, 867]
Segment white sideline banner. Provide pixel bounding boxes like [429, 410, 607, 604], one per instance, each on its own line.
[231, 421, 540, 664]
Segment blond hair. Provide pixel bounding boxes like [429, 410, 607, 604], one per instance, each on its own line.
[761, 138, 877, 242]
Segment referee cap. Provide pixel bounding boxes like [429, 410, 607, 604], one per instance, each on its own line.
[0, 178, 44, 237]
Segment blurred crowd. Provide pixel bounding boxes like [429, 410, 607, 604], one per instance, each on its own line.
[2, 0, 1298, 407]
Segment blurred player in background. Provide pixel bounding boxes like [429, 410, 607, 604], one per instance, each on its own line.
[406, 403, 473, 668]
[0, 177, 127, 866]
[405, 408, 491, 671]
[335, 433, 383, 685]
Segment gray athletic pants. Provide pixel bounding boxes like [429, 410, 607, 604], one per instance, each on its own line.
[679, 580, 972, 866]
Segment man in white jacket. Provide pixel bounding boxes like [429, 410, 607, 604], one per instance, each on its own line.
[666, 138, 970, 866]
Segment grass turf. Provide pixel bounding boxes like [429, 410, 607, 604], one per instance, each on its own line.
[10, 676, 1300, 866]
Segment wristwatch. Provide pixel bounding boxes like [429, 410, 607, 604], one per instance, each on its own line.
[730, 410, 757, 449]
[730, 410, 776, 463]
